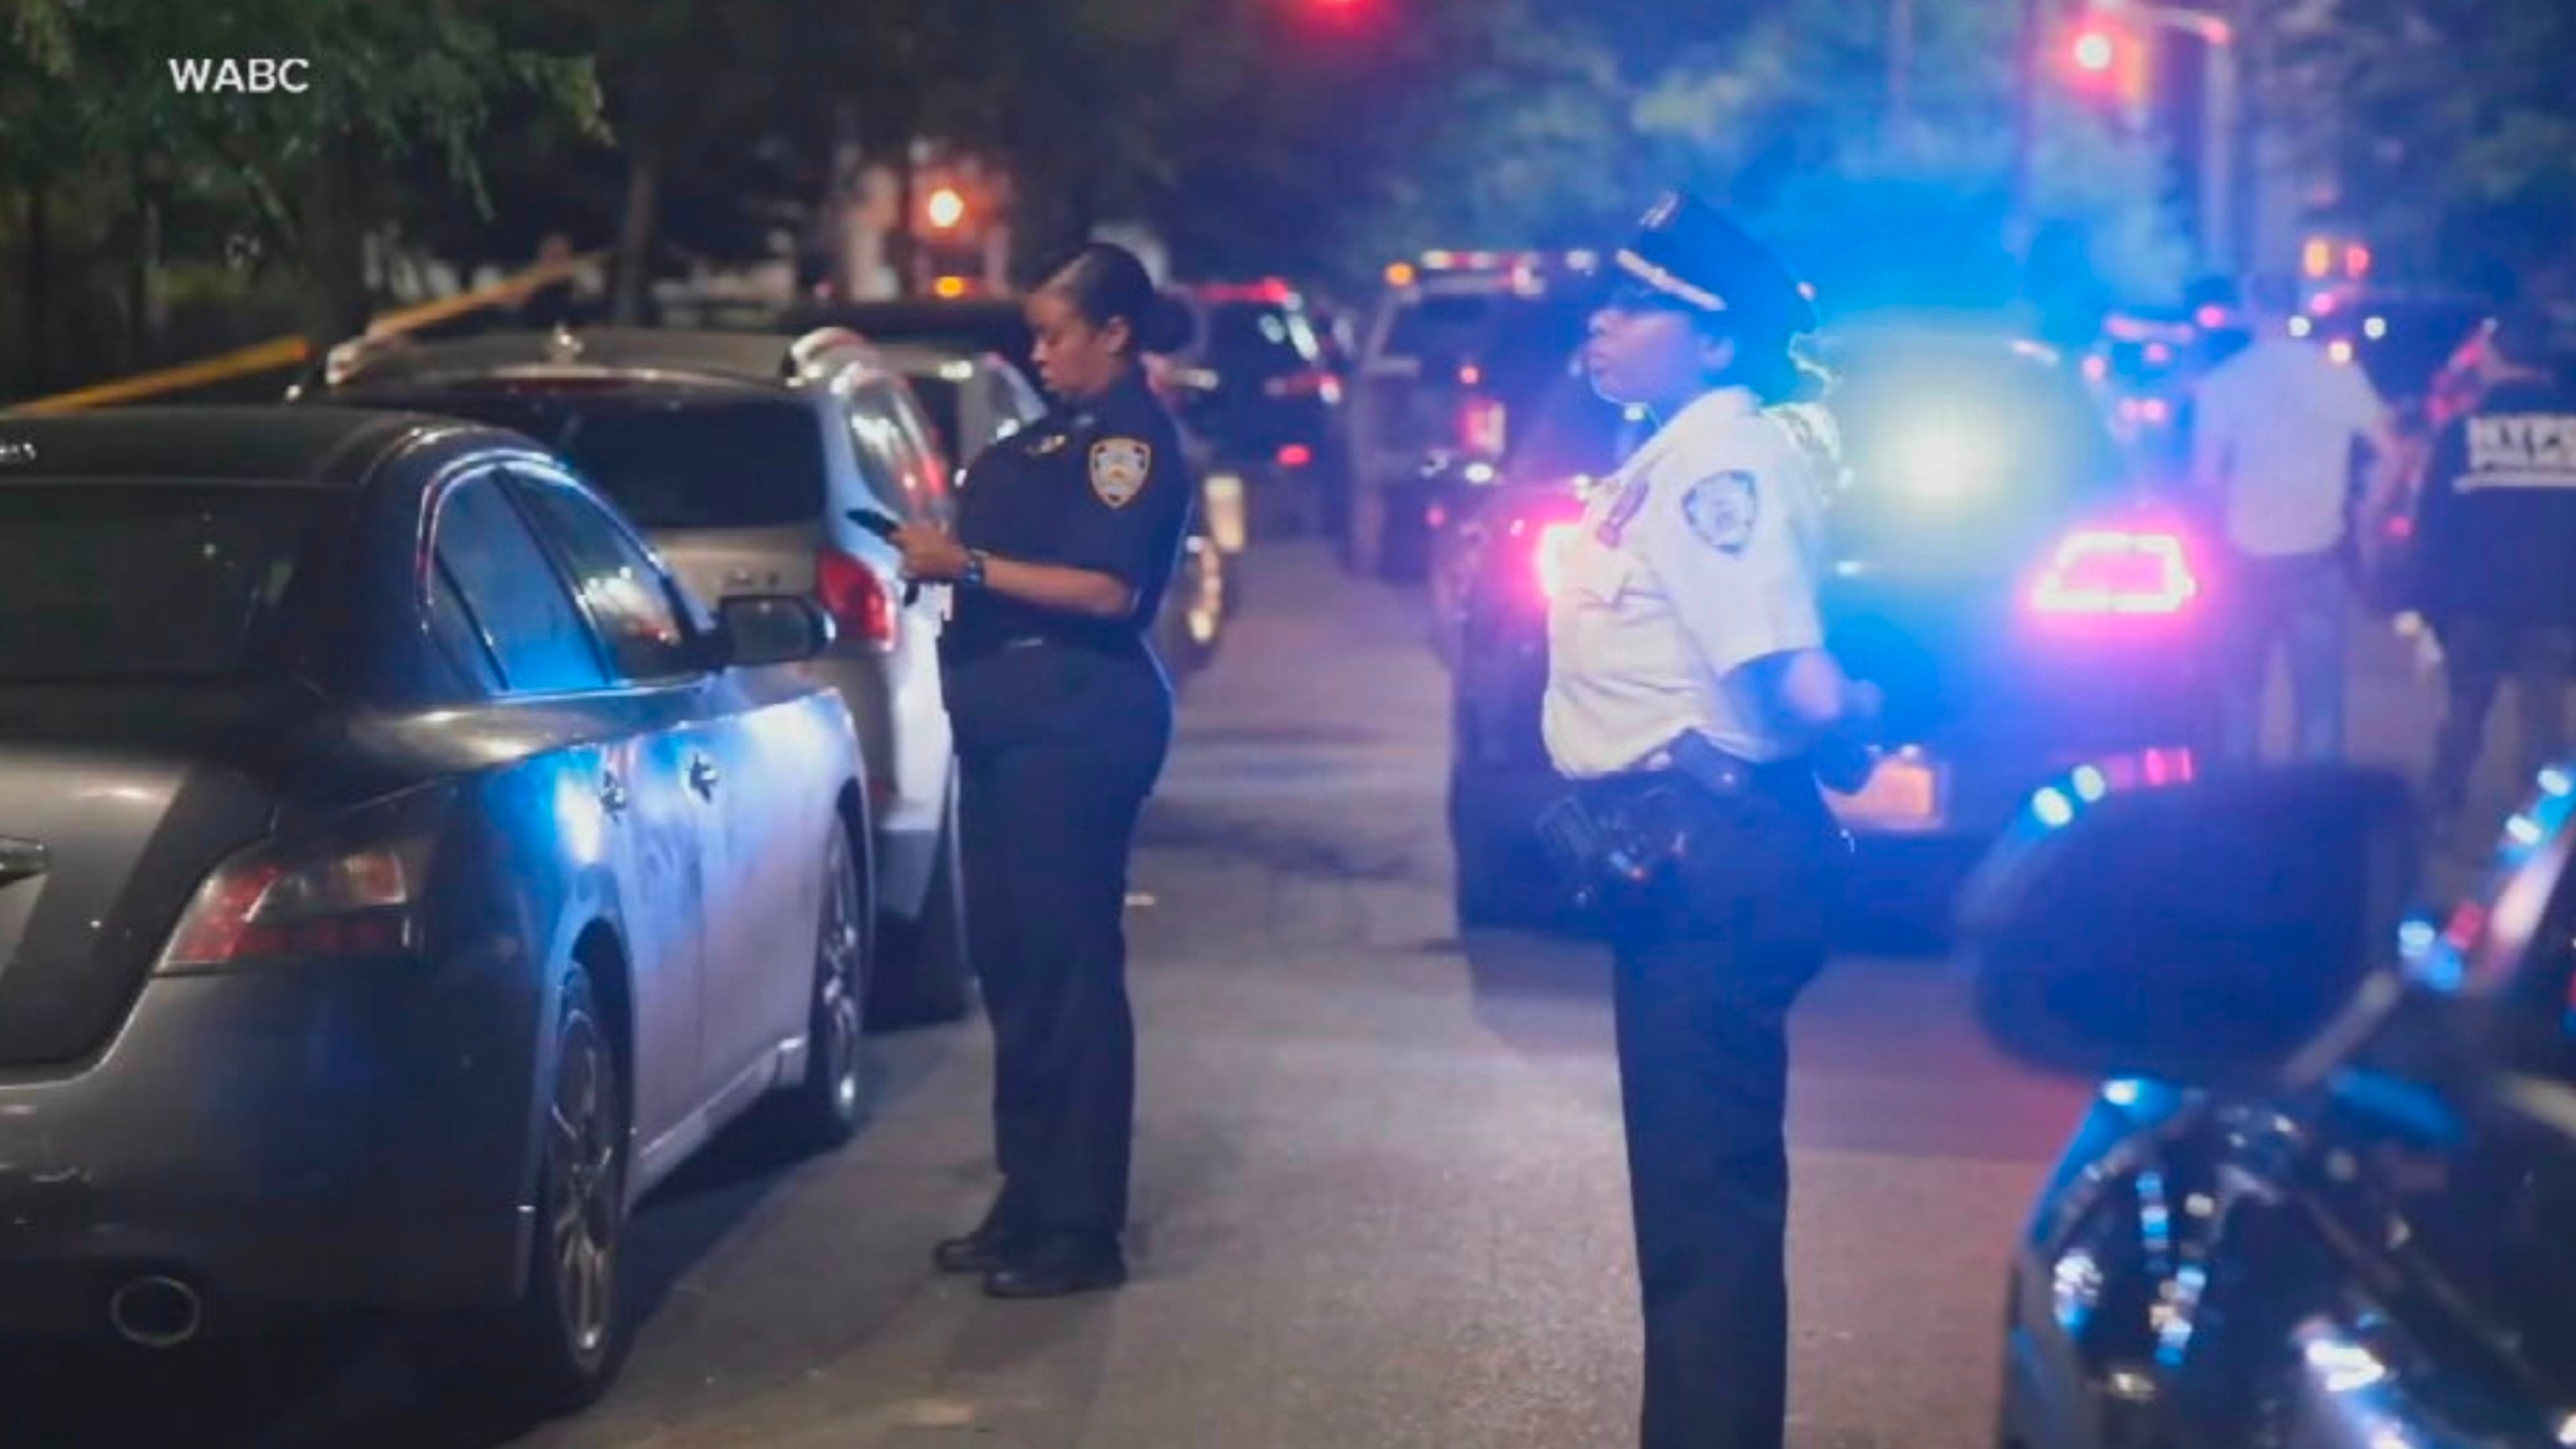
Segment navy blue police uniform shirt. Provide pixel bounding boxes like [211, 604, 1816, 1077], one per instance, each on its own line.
[948, 368, 1194, 658]
[2415, 376, 2576, 629]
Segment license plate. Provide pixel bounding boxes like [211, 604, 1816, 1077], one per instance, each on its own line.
[1827, 756, 1945, 828]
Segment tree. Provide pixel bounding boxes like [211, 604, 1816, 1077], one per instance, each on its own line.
[3, 0, 599, 354]
[2296, 0, 2576, 294]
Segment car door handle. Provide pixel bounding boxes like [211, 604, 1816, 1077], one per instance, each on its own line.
[686, 756, 720, 799]
[598, 772, 631, 815]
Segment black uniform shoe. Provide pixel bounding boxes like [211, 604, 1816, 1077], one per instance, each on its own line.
[983, 1236, 1128, 1300]
[934, 1225, 1021, 1275]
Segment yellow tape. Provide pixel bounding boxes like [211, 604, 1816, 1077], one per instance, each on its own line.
[6, 251, 610, 415]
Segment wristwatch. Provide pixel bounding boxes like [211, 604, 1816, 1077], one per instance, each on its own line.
[960, 549, 990, 589]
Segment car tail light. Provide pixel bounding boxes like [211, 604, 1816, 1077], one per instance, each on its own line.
[1263, 371, 1344, 405]
[2030, 528, 2199, 615]
[1277, 443, 1315, 469]
[160, 834, 432, 970]
[818, 548, 898, 651]
[1459, 398, 1509, 456]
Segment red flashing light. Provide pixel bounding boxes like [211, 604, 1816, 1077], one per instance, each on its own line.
[2070, 26, 2116, 72]
[2031, 528, 2199, 615]
[1277, 444, 1315, 469]
[1202, 279, 1296, 306]
[925, 187, 967, 231]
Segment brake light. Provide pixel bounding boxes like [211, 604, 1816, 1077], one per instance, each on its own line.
[818, 548, 897, 651]
[1459, 398, 1509, 456]
[2031, 529, 2199, 615]
[1263, 371, 1343, 404]
[1277, 443, 1314, 469]
[161, 837, 428, 969]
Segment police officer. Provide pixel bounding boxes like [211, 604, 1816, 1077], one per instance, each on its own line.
[891, 242, 1195, 1299]
[2402, 306, 2576, 848]
[1544, 193, 1871, 1449]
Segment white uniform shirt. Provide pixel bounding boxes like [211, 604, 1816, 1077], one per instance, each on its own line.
[1542, 387, 1831, 778]
[2193, 337, 2388, 557]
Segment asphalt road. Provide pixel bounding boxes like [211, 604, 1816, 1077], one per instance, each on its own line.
[8, 538, 2482, 1449]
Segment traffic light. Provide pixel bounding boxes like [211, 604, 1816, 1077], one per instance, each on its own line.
[2061, 17, 2151, 108]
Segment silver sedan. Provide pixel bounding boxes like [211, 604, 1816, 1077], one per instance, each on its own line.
[0, 407, 874, 1414]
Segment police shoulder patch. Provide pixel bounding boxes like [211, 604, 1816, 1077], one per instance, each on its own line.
[1089, 437, 1152, 507]
[1681, 470, 1759, 553]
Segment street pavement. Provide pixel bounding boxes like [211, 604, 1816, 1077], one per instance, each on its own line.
[5, 539, 2491, 1449]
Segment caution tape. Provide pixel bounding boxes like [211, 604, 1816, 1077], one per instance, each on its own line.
[5, 251, 610, 415]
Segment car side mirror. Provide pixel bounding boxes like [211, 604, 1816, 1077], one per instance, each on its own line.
[1958, 761, 2421, 1093]
[717, 595, 834, 667]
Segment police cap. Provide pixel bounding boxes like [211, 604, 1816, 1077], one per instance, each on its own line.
[1612, 190, 1816, 340]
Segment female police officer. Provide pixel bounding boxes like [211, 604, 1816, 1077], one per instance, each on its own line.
[1545, 193, 1872, 1448]
[889, 242, 1194, 1300]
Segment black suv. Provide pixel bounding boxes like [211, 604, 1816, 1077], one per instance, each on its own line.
[1966, 756, 2576, 1449]
[1343, 252, 1602, 580]
[1443, 325, 2222, 927]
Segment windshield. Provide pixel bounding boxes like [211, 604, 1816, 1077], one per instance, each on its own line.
[0, 485, 323, 680]
[356, 393, 828, 529]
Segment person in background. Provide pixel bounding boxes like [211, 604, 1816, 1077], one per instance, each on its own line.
[2192, 273, 2405, 762]
[2407, 308, 2576, 847]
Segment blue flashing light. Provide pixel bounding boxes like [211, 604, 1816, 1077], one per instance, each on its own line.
[2070, 765, 2108, 803]
[2540, 766, 2572, 797]
[2101, 1078, 2142, 1108]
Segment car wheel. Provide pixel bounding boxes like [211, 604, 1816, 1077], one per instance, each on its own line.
[482, 963, 630, 1415]
[777, 822, 873, 1150]
[871, 781, 971, 1029]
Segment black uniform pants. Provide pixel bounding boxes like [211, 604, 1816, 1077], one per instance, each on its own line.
[948, 641, 1173, 1244]
[1592, 768, 1845, 1449]
[2428, 615, 2576, 814]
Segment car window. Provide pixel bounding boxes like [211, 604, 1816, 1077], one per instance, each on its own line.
[0, 483, 326, 681]
[876, 383, 954, 508]
[346, 392, 828, 530]
[429, 474, 612, 695]
[1208, 304, 1309, 381]
[509, 476, 702, 683]
[427, 559, 505, 693]
[904, 374, 965, 457]
[849, 385, 948, 516]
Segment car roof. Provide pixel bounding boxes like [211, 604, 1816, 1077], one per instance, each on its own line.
[327, 325, 886, 395]
[0, 406, 465, 486]
[869, 341, 1012, 378]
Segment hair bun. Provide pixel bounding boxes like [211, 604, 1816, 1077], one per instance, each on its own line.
[1140, 292, 1196, 356]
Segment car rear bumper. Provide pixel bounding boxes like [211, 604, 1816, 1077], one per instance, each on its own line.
[0, 964, 538, 1339]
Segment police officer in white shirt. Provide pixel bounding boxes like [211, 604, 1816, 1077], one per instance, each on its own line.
[2191, 273, 2403, 761]
[1543, 192, 1873, 1449]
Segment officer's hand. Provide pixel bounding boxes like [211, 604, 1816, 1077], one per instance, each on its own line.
[892, 522, 972, 583]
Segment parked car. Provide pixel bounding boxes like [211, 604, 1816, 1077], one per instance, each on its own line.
[1441, 325, 2221, 928]
[0, 408, 868, 1410]
[1963, 756, 2576, 1449]
[873, 341, 1228, 678]
[302, 326, 969, 1024]
[1167, 279, 1348, 539]
[1343, 251, 1603, 580]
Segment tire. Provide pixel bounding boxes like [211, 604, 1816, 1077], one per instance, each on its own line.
[776, 821, 873, 1151]
[871, 781, 971, 1029]
[475, 963, 631, 1416]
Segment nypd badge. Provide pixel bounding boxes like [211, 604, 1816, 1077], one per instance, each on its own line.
[1682, 470, 1758, 553]
[1089, 438, 1151, 508]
